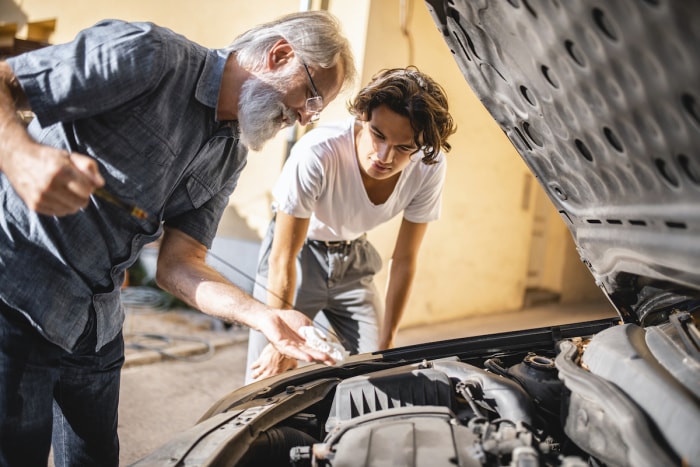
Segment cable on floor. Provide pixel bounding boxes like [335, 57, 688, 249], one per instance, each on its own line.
[125, 333, 215, 362]
[122, 286, 216, 362]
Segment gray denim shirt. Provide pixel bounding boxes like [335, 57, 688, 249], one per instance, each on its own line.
[2, 20, 248, 351]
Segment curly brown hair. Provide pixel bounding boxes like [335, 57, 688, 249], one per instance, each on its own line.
[348, 67, 456, 164]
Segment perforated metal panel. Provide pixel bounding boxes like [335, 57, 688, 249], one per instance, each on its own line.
[425, 0, 700, 317]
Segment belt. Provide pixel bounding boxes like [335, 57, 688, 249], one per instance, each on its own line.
[322, 240, 352, 247]
[309, 238, 357, 252]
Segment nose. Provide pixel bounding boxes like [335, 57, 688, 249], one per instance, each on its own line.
[375, 143, 392, 163]
[298, 112, 310, 126]
[298, 109, 318, 126]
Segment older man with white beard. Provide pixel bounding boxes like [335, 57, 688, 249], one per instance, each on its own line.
[0, 10, 355, 467]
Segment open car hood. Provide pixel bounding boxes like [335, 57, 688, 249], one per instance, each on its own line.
[425, 0, 700, 325]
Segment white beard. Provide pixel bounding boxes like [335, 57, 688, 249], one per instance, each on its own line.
[237, 69, 299, 151]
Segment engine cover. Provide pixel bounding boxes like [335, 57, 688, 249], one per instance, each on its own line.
[316, 406, 483, 467]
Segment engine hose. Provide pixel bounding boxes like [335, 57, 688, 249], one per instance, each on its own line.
[237, 426, 319, 467]
[432, 360, 535, 426]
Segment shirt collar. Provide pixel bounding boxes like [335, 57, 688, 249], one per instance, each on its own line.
[195, 49, 230, 121]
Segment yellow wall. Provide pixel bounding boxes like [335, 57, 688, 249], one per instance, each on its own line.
[2, 1, 298, 48]
[1, 0, 602, 332]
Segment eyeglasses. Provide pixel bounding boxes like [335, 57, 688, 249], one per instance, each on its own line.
[303, 62, 323, 123]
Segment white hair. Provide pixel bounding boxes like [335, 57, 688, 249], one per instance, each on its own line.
[228, 10, 357, 92]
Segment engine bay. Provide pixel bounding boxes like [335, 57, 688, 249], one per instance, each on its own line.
[229, 310, 698, 467]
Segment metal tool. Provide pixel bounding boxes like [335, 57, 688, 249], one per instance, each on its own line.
[93, 187, 149, 220]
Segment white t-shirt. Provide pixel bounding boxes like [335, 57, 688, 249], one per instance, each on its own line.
[272, 118, 447, 242]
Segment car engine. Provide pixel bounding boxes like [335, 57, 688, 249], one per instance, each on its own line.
[230, 311, 698, 467]
[295, 357, 580, 467]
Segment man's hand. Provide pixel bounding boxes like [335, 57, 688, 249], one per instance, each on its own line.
[156, 228, 337, 373]
[0, 64, 104, 216]
[256, 309, 336, 367]
[250, 343, 298, 381]
[2, 143, 104, 216]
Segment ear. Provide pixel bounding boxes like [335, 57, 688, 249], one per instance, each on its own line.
[266, 38, 295, 70]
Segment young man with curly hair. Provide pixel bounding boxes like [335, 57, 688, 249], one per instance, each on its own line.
[247, 67, 456, 382]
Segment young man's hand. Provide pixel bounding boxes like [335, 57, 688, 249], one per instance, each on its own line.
[250, 343, 298, 381]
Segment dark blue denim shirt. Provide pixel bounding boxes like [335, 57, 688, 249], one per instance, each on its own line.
[2, 20, 248, 351]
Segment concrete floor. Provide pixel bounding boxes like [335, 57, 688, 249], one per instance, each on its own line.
[115, 297, 617, 466]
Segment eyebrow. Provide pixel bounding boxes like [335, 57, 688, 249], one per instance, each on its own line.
[370, 124, 418, 149]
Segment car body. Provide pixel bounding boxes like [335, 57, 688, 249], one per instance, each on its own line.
[133, 1, 700, 466]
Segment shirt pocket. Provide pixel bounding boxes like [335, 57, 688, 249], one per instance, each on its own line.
[184, 133, 245, 209]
